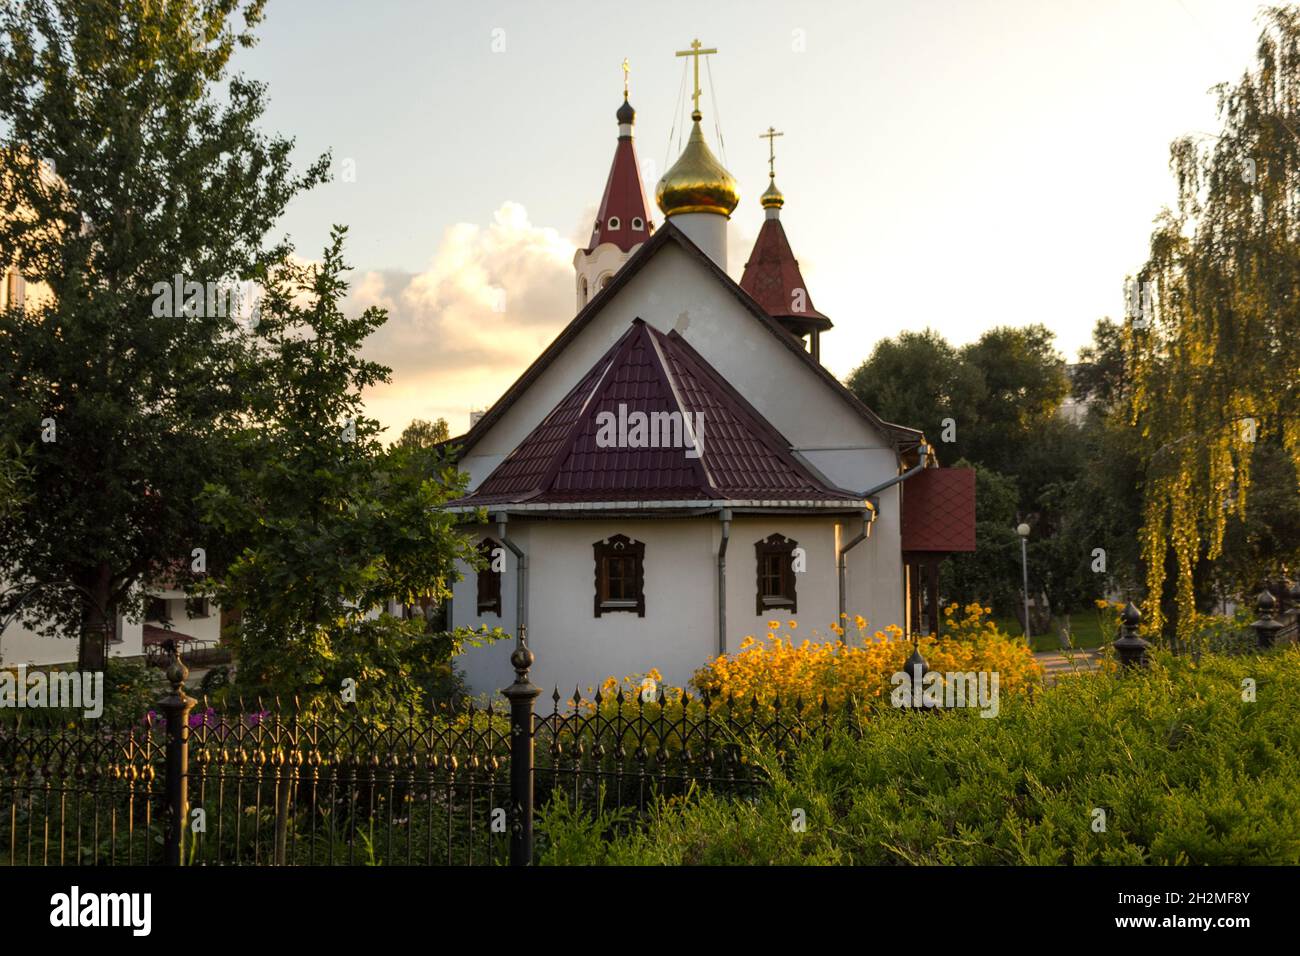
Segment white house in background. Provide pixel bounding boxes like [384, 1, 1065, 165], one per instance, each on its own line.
[442, 74, 975, 698]
[0, 580, 224, 669]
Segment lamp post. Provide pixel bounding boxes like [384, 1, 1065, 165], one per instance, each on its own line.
[1017, 522, 1031, 647]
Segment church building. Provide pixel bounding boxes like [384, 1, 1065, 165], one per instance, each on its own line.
[445, 43, 974, 697]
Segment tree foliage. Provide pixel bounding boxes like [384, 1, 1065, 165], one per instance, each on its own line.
[1132, 5, 1300, 639]
[0, 0, 327, 664]
[198, 230, 499, 713]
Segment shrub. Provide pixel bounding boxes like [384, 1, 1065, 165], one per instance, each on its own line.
[539, 646, 1300, 864]
[690, 606, 1042, 708]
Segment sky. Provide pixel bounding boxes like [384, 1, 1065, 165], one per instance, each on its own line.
[231, 0, 1267, 437]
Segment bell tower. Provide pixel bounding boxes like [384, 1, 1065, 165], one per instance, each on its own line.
[573, 60, 654, 311]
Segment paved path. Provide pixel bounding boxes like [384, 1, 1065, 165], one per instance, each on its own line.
[1033, 648, 1102, 683]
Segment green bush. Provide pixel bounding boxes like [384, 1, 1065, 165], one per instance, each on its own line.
[537, 647, 1300, 865]
[0, 657, 161, 729]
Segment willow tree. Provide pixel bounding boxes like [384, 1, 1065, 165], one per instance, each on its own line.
[1131, 6, 1300, 640]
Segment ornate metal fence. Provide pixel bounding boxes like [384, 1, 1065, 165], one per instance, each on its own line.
[0, 721, 161, 865]
[1, 637, 833, 867]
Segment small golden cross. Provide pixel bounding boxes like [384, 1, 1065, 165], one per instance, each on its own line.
[622, 58, 630, 99]
[675, 38, 718, 115]
[760, 127, 784, 178]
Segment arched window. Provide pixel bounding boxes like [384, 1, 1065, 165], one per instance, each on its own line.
[631, 217, 645, 231]
[580, 276, 589, 303]
[606, 216, 621, 230]
[599, 274, 612, 290]
[477, 538, 503, 616]
[593, 534, 645, 617]
[755, 533, 798, 614]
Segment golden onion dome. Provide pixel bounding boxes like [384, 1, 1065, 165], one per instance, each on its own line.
[760, 175, 784, 210]
[656, 112, 739, 218]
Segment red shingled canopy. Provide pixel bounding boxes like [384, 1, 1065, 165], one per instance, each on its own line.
[901, 467, 977, 552]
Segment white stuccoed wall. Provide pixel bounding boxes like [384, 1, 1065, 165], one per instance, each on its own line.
[0, 589, 222, 667]
[2, 617, 144, 668]
[453, 512, 901, 700]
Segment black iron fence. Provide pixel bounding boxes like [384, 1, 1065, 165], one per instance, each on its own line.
[1, 635, 838, 867]
[6, 586, 1296, 867]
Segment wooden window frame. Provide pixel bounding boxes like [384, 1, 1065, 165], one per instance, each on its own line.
[593, 534, 645, 617]
[477, 537, 503, 617]
[755, 533, 798, 614]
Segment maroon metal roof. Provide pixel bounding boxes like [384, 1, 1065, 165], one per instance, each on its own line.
[443, 222, 923, 463]
[901, 467, 977, 552]
[448, 320, 861, 508]
[739, 216, 831, 330]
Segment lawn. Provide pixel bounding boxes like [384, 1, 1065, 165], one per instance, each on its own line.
[990, 611, 1108, 652]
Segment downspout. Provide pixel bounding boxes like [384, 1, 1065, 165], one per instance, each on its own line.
[717, 508, 732, 656]
[495, 513, 528, 637]
[837, 443, 930, 635]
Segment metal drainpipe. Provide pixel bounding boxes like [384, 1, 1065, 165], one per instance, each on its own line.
[717, 508, 732, 656]
[495, 513, 527, 637]
[837, 443, 931, 637]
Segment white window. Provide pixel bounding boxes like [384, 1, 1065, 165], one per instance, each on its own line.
[606, 216, 621, 230]
[631, 217, 645, 231]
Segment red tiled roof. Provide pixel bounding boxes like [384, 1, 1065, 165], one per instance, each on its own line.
[585, 116, 653, 254]
[739, 217, 831, 330]
[448, 320, 861, 508]
[901, 468, 977, 552]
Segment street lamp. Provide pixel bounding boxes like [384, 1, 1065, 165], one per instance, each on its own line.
[1017, 523, 1031, 647]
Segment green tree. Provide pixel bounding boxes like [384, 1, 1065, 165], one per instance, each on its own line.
[199, 230, 499, 713]
[959, 324, 1071, 477]
[1132, 6, 1300, 639]
[845, 328, 984, 462]
[941, 462, 1021, 614]
[0, 0, 327, 665]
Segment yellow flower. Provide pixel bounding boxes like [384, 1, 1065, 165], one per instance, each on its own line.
[788, 620, 798, 630]
[854, 615, 867, 630]
[767, 620, 780, 630]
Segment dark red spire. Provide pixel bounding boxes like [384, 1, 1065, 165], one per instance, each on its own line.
[585, 98, 653, 254]
[739, 216, 831, 338]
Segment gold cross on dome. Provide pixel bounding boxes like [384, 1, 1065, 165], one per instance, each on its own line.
[622, 58, 630, 99]
[675, 38, 717, 115]
[760, 126, 784, 178]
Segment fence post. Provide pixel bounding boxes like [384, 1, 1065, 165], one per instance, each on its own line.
[1112, 601, 1151, 667]
[1250, 590, 1283, 649]
[502, 627, 540, 866]
[156, 642, 196, 865]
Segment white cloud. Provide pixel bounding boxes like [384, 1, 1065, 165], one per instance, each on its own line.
[348, 202, 576, 437]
